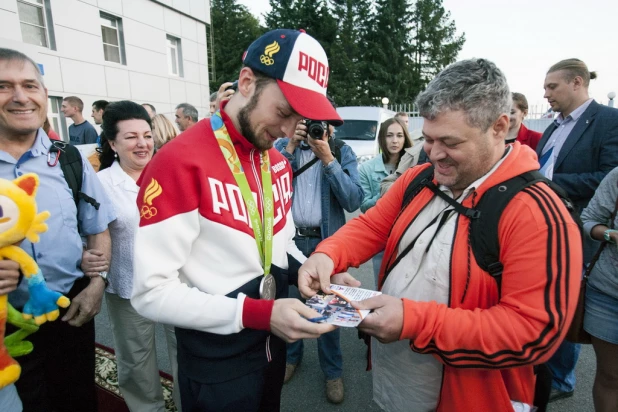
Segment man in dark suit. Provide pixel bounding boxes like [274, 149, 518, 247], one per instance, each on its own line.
[537, 58, 618, 402]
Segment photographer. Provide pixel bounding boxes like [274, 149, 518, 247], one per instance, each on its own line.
[274, 98, 363, 403]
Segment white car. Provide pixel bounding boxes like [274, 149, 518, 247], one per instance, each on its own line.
[334, 106, 396, 164]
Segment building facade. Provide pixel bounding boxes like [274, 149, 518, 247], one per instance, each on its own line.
[0, 0, 212, 140]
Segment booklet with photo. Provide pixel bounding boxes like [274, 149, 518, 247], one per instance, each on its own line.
[305, 284, 382, 327]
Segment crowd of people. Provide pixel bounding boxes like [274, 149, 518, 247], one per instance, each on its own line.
[0, 26, 617, 412]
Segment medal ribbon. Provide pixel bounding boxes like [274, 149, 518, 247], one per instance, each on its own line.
[211, 112, 273, 276]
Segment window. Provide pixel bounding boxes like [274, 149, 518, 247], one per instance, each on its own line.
[17, 0, 55, 49]
[100, 12, 126, 64]
[48, 96, 68, 142]
[166, 35, 184, 77]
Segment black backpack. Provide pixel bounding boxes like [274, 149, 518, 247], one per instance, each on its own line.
[396, 165, 582, 412]
[292, 138, 346, 179]
[393, 165, 582, 294]
[49, 141, 100, 211]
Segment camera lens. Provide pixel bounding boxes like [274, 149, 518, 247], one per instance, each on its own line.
[306, 120, 325, 139]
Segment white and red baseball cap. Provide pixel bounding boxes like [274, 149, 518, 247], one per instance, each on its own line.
[243, 29, 343, 126]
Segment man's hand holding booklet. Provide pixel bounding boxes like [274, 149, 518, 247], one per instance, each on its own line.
[305, 284, 382, 327]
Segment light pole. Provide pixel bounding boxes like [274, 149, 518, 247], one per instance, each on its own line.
[381, 97, 389, 110]
[609, 91, 616, 108]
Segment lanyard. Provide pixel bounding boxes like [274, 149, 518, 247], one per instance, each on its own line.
[211, 112, 273, 276]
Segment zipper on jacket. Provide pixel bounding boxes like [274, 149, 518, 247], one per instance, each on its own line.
[266, 335, 272, 362]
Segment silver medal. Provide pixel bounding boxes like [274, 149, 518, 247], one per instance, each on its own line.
[259, 274, 277, 300]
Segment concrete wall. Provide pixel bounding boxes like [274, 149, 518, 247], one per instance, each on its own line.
[0, 0, 211, 139]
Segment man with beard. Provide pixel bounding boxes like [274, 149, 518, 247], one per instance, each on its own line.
[131, 29, 352, 411]
[298, 58, 583, 411]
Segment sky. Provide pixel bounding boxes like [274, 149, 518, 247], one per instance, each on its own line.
[237, 0, 617, 114]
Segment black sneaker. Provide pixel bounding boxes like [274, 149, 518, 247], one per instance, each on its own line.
[548, 388, 574, 402]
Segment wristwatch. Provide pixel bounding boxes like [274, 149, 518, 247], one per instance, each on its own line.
[98, 271, 109, 287]
[603, 229, 618, 243]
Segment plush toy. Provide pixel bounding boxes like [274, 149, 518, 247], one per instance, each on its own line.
[0, 173, 70, 389]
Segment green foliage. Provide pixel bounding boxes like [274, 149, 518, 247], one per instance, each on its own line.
[222, 0, 467, 107]
[408, 0, 466, 100]
[210, 0, 264, 92]
[328, 0, 363, 105]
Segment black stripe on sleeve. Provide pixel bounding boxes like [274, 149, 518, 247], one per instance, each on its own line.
[409, 184, 572, 367]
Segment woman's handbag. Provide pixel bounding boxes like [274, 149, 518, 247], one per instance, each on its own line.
[565, 196, 618, 343]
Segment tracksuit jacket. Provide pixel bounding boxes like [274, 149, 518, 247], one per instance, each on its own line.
[131, 108, 304, 384]
[315, 142, 582, 411]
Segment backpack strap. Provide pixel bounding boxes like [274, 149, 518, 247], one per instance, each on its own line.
[292, 138, 347, 179]
[398, 167, 554, 296]
[51, 141, 100, 210]
[397, 165, 583, 298]
[401, 166, 435, 209]
[469, 170, 547, 294]
[425, 181, 481, 219]
[380, 166, 438, 287]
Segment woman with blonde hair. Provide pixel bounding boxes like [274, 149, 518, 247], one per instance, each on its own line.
[151, 114, 178, 149]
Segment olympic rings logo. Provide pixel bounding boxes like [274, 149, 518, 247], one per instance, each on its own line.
[140, 205, 158, 219]
[260, 55, 274, 66]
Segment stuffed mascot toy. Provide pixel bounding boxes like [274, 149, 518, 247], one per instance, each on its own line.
[0, 173, 70, 388]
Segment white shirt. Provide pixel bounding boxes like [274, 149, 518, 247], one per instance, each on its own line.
[97, 161, 140, 299]
[373, 148, 511, 412]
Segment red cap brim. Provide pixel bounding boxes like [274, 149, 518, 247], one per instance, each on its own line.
[277, 80, 343, 126]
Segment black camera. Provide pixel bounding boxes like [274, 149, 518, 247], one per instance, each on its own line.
[305, 120, 328, 139]
[226, 80, 238, 91]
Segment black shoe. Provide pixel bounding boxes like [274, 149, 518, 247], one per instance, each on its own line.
[548, 388, 574, 402]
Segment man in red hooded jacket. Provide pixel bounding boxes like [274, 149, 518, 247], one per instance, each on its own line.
[299, 58, 582, 411]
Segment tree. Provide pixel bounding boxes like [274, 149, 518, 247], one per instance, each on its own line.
[327, 0, 374, 106]
[265, 0, 298, 29]
[210, 0, 264, 92]
[357, 0, 413, 105]
[407, 0, 465, 102]
[260, 0, 465, 107]
[265, 0, 337, 56]
[265, 0, 372, 106]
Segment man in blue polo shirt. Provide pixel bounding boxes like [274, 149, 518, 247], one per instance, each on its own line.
[0, 48, 115, 412]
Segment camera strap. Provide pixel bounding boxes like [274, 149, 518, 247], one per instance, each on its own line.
[293, 138, 343, 179]
[293, 156, 320, 179]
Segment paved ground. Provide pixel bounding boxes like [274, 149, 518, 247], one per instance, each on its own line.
[95, 256, 595, 411]
[94, 212, 595, 411]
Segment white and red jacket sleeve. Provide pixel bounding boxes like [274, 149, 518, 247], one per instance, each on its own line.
[131, 119, 300, 334]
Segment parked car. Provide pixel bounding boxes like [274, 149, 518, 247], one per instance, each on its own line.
[334, 106, 395, 164]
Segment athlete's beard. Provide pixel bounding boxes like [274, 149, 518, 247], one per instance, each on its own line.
[238, 89, 272, 151]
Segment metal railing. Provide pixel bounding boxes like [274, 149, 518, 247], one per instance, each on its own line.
[387, 103, 555, 120]
[405, 116, 553, 135]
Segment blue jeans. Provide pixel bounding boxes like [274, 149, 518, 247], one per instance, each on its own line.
[547, 265, 588, 392]
[287, 235, 343, 380]
[546, 341, 581, 392]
